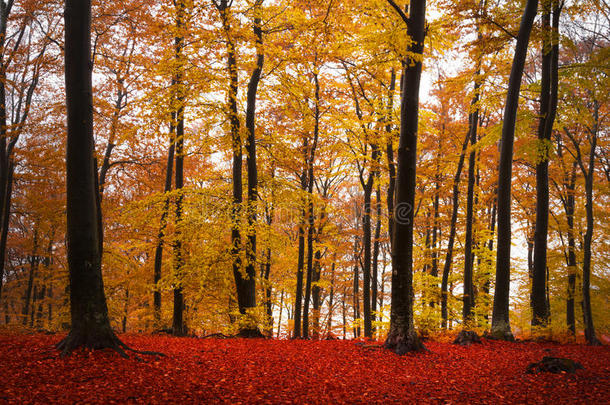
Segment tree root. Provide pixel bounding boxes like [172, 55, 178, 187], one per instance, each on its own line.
[384, 332, 427, 355]
[56, 330, 165, 360]
[453, 330, 482, 346]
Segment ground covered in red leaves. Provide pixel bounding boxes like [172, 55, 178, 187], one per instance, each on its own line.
[1, 333, 609, 404]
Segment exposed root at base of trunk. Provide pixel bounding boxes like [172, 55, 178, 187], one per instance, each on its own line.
[453, 330, 482, 346]
[384, 332, 426, 355]
[56, 329, 165, 360]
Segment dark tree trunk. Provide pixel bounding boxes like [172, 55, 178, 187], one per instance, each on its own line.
[311, 249, 322, 338]
[384, 0, 426, 354]
[293, 160, 307, 338]
[171, 106, 185, 336]
[532, 0, 561, 327]
[564, 162, 577, 335]
[171, 3, 186, 337]
[463, 75, 481, 324]
[276, 289, 284, 338]
[440, 126, 471, 328]
[385, 68, 397, 248]
[262, 169, 274, 336]
[58, 0, 125, 355]
[152, 125, 175, 326]
[327, 256, 336, 336]
[0, 159, 13, 301]
[302, 201, 315, 338]
[371, 183, 382, 330]
[483, 189, 497, 323]
[239, 0, 265, 337]
[492, 0, 538, 340]
[353, 236, 361, 338]
[582, 138, 599, 345]
[302, 73, 320, 338]
[22, 228, 39, 325]
[563, 100, 601, 345]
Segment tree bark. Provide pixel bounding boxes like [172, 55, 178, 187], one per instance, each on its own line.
[171, 2, 186, 337]
[385, 68, 397, 249]
[302, 72, 320, 338]
[152, 124, 175, 326]
[440, 127, 471, 328]
[463, 70, 481, 324]
[22, 228, 39, 325]
[532, 0, 561, 327]
[58, 0, 124, 355]
[240, 0, 265, 337]
[492, 0, 538, 340]
[384, 0, 426, 354]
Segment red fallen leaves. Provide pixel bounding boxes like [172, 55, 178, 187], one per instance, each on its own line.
[0, 333, 609, 404]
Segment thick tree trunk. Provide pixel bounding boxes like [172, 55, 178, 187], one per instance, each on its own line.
[58, 0, 124, 355]
[384, 0, 426, 355]
[492, 0, 538, 340]
[532, 0, 561, 327]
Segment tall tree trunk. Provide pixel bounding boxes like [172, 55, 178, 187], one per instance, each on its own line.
[311, 249, 322, 338]
[371, 183, 382, 331]
[327, 256, 336, 336]
[171, 107, 185, 336]
[293, 161, 307, 338]
[565, 162, 577, 335]
[440, 127, 471, 328]
[153, 124, 175, 326]
[58, 0, 125, 355]
[302, 72, 320, 338]
[385, 69, 397, 248]
[171, 3, 186, 337]
[581, 136, 598, 345]
[239, 0, 265, 337]
[22, 228, 39, 325]
[463, 75, 481, 324]
[384, 0, 426, 354]
[492, 0, 538, 340]
[353, 235, 361, 338]
[361, 173, 374, 338]
[564, 101, 601, 345]
[532, 0, 561, 327]
[0, 159, 12, 301]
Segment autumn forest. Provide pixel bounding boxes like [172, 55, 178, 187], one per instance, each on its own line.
[0, 0, 609, 401]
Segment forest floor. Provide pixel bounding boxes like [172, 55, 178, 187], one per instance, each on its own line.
[0, 333, 609, 404]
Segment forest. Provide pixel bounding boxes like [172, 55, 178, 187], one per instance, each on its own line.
[0, 0, 609, 402]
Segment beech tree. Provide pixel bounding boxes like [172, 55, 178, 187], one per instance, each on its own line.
[58, 0, 126, 354]
[491, 0, 538, 340]
[384, 0, 426, 354]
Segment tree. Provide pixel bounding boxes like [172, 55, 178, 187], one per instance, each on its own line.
[531, 0, 562, 328]
[491, 0, 538, 340]
[384, 0, 426, 354]
[57, 0, 126, 354]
